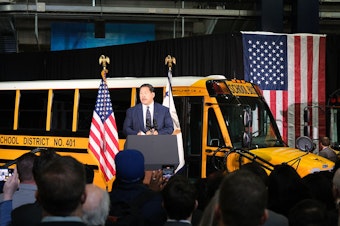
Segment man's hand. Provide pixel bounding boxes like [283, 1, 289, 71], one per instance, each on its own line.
[146, 129, 158, 135]
[148, 170, 166, 191]
[3, 168, 19, 201]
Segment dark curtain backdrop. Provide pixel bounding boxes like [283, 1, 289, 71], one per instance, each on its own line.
[0, 32, 338, 97]
[0, 33, 244, 81]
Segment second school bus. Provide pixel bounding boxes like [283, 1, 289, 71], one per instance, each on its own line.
[0, 75, 334, 188]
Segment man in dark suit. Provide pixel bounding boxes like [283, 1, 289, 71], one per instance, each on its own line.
[123, 83, 174, 136]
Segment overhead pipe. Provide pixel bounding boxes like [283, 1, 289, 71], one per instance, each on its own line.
[0, 4, 256, 18]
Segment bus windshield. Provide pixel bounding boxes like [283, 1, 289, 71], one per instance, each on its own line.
[218, 95, 285, 149]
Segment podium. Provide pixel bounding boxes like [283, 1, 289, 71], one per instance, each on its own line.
[124, 135, 180, 170]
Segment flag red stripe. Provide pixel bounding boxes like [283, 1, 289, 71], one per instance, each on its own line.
[294, 36, 301, 140]
[282, 91, 288, 143]
[307, 36, 313, 107]
[307, 37, 313, 136]
[270, 91, 277, 119]
[318, 37, 326, 137]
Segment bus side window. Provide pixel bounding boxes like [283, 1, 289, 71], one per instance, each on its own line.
[51, 90, 74, 131]
[78, 89, 97, 132]
[19, 90, 47, 130]
[207, 108, 224, 147]
[0, 91, 15, 130]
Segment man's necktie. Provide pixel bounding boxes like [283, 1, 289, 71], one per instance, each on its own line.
[146, 106, 152, 130]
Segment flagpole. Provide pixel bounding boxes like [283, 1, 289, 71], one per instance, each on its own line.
[165, 55, 176, 113]
[163, 55, 185, 172]
[99, 55, 110, 191]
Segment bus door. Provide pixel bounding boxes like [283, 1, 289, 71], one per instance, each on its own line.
[173, 96, 203, 179]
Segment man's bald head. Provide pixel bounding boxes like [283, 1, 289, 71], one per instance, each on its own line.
[82, 184, 110, 226]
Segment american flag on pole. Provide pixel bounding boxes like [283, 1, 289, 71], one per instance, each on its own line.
[242, 32, 326, 147]
[163, 70, 185, 172]
[88, 79, 119, 181]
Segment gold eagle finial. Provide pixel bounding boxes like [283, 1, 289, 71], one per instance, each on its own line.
[99, 55, 110, 81]
[165, 55, 176, 71]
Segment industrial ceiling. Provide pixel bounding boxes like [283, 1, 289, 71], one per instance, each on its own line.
[1, 0, 340, 52]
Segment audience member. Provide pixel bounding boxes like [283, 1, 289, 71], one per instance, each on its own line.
[82, 184, 110, 226]
[35, 155, 87, 225]
[161, 175, 198, 226]
[197, 189, 219, 226]
[319, 136, 338, 162]
[288, 199, 330, 226]
[302, 171, 335, 211]
[11, 149, 61, 226]
[240, 162, 289, 226]
[267, 164, 311, 217]
[217, 169, 268, 226]
[0, 168, 19, 226]
[194, 171, 224, 212]
[108, 149, 166, 226]
[0, 152, 37, 209]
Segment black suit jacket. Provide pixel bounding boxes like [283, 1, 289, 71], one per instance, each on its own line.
[11, 202, 42, 226]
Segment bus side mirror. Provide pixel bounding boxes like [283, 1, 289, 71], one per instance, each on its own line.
[243, 110, 252, 127]
[304, 108, 309, 123]
[303, 108, 310, 136]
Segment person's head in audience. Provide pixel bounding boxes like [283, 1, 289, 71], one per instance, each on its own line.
[302, 172, 335, 211]
[162, 174, 197, 222]
[320, 136, 331, 149]
[267, 163, 311, 216]
[288, 199, 328, 226]
[114, 149, 145, 184]
[35, 155, 86, 217]
[82, 184, 110, 226]
[240, 161, 269, 186]
[217, 169, 268, 226]
[33, 149, 61, 181]
[16, 152, 37, 184]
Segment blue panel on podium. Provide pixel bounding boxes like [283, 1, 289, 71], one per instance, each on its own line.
[124, 135, 179, 170]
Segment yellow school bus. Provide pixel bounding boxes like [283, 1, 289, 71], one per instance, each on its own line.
[0, 75, 334, 188]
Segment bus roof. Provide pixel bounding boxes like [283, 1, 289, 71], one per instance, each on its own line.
[0, 75, 227, 90]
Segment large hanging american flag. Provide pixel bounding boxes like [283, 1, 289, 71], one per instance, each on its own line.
[242, 32, 326, 147]
[88, 79, 119, 181]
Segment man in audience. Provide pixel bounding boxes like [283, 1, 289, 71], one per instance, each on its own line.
[35, 155, 87, 225]
[217, 169, 268, 226]
[0, 152, 37, 209]
[82, 184, 110, 226]
[161, 174, 198, 226]
[108, 149, 166, 226]
[240, 162, 289, 226]
[11, 149, 60, 226]
[319, 136, 338, 162]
